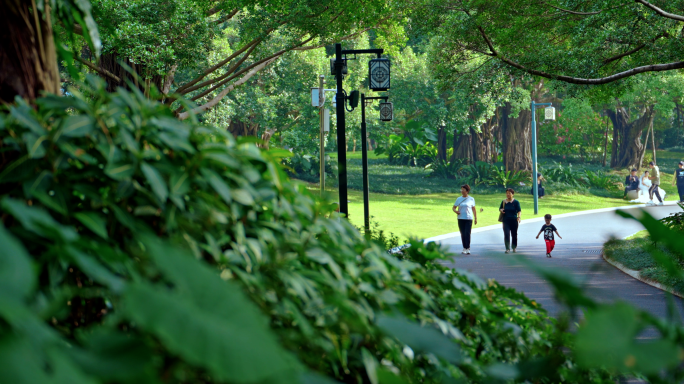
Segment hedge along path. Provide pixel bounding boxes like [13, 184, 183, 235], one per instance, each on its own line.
[603, 230, 684, 299]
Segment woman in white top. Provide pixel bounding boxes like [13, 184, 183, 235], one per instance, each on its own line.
[630, 170, 666, 203]
[452, 184, 477, 254]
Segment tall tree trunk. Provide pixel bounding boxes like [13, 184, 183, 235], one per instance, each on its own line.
[228, 119, 259, 137]
[452, 131, 474, 162]
[97, 53, 164, 93]
[501, 102, 532, 172]
[451, 113, 499, 164]
[0, 0, 60, 103]
[437, 126, 447, 162]
[606, 105, 655, 169]
[472, 115, 497, 163]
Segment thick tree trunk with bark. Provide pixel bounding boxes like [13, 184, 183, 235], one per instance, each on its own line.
[0, 0, 60, 103]
[500, 102, 532, 171]
[451, 131, 474, 162]
[228, 119, 259, 137]
[437, 126, 447, 162]
[96, 53, 164, 94]
[606, 105, 655, 169]
[450, 114, 499, 164]
[473, 115, 497, 163]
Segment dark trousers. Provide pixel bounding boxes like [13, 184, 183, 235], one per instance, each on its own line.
[502, 217, 519, 250]
[678, 184, 684, 202]
[458, 219, 473, 249]
[649, 183, 663, 203]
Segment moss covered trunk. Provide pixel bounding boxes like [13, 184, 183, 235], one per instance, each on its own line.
[0, 0, 60, 103]
[607, 105, 654, 169]
[501, 102, 532, 172]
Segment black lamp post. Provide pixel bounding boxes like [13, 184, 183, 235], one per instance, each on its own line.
[333, 43, 388, 217]
[360, 94, 391, 235]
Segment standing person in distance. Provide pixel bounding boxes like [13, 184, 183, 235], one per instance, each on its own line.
[536, 214, 562, 258]
[672, 161, 684, 203]
[499, 188, 521, 254]
[647, 161, 664, 206]
[452, 184, 477, 254]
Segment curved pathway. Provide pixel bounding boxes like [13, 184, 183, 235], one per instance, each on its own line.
[428, 203, 683, 325]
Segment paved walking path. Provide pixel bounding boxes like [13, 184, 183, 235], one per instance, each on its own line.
[427, 203, 683, 328]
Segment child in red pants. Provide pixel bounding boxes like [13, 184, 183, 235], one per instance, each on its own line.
[536, 214, 562, 258]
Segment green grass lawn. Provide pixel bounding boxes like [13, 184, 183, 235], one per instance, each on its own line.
[306, 150, 684, 239]
[311, 185, 631, 239]
[604, 230, 684, 296]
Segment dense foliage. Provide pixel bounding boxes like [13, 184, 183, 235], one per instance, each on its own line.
[0, 78, 614, 383]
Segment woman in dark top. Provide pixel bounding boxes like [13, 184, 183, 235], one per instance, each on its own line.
[499, 188, 522, 253]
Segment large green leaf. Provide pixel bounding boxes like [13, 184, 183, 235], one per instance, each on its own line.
[376, 315, 463, 364]
[0, 336, 97, 384]
[70, 328, 153, 381]
[0, 225, 35, 299]
[59, 115, 95, 138]
[0, 197, 78, 242]
[105, 162, 136, 180]
[201, 168, 232, 204]
[74, 212, 108, 239]
[65, 246, 125, 293]
[141, 162, 168, 203]
[122, 237, 300, 383]
[574, 302, 681, 374]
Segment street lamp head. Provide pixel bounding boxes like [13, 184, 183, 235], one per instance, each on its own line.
[369, 58, 390, 91]
[544, 106, 555, 120]
[379, 102, 393, 121]
[330, 58, 348, 76]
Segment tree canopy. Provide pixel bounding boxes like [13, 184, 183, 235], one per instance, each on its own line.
[414, 0, 684, 89]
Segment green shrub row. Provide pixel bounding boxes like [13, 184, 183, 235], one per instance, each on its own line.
[0, 78, 611, 383]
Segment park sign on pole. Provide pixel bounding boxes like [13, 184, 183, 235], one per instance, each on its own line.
[531, 101, 554, 215]
[333, 43, 385, 217]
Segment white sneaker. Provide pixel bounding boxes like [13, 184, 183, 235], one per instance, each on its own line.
[657, 202, 664, 206]
[466, 249, 471, 254]
[646, 200, 655, 205]
[505, 250, 510, 254]
[461, 249, 468, 254]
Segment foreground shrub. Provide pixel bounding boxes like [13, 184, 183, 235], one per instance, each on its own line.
[0, 78, 614, 383]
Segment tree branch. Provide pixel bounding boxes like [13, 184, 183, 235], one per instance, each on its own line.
[213, 8, 239, 23]
[178, 58, 277, 120]
[175, 37, 262, 94]
[601, 32, 670, 65]
[634, 0, 684, 22]
[543, 2, 600, 15]
[189, 36, 315, 102]
[179, 40, 261, 95]
[499, 55, 684, 84]
[75, 56, 121, 83]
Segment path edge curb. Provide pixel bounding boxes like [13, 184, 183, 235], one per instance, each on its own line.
[602, 231, 684, 299]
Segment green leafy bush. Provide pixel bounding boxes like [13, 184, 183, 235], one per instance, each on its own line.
[662, 202, 684, 232]
[284, 152, 337, 184]
[425, 158, 465, 180]
[543, 162, 584, 187]
[0, 78, 612, 383]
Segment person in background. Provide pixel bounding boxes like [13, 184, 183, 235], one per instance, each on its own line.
[499, 188, 521, 254]
[648, 161, 664, 206]
[624, 168, 639, 198]
[673, 161, 684, 203]
[531, 173, 545, 199]
[452, 184, 477, 254]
